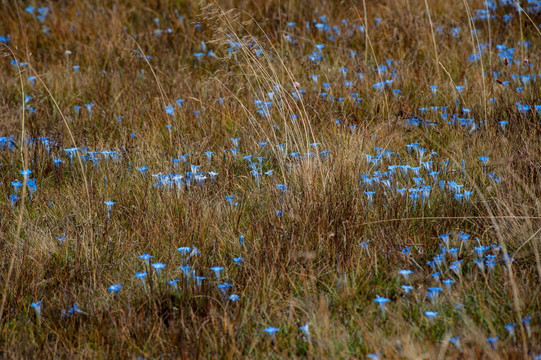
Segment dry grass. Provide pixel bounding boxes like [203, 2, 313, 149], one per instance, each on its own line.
[0, 0, 540, 358]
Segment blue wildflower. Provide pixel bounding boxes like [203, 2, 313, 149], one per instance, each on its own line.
[486, 336, 498, 350]
[10, 194, 19, 207]
[108, 284, 122, 294]
[450, 336, 461, 351]
[217, 282, 232, 296]
[504, 323, 516, 338]
[427, 287, 443, 303]
[168, 279, 180, 289]
[211, 266, 224, 280]
[104, 200, 115, 219]
[152, 262, 166, 276]
[374, 296, 390, 315]
[20, 169, 33, 180]
[424, 311, 438, 322]
[264, 326, 280, 340]
[402, 285, 414, 296]
[399, 269, 413, 282]
[442, 279, 455, 289]
[30, 301, 42, 319]
[139, 253, 153, 264]
[65, 304, 85, 316]
[137, 166, 148, 176]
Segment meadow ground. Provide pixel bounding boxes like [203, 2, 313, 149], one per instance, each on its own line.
[1, 0, 541, 358]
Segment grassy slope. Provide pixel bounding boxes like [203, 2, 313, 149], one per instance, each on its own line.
[0, 0, 540, 358]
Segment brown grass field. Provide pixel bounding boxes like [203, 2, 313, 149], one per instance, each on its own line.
[1, 0, 541, 358]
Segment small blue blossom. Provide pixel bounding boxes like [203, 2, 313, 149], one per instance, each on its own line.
[398, 269, 413, 281]
[486, 336, 498, 350]
[450, 336, 461, 351]
[135, 272, 148, 285]
[108, 284, 122, 293]
[424, 311, 438, 321]
[168, 279, 180, 289]
[152, 263, 166, 275]
[264, 326, 280, 336]
[374, 296, 390, 315]
[211, 266, 224, 280]
[217, 282, 232, 296]
[30, 301, 42, 318]
[137, 166, 148, 176]
[402, 285, 414, 296]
